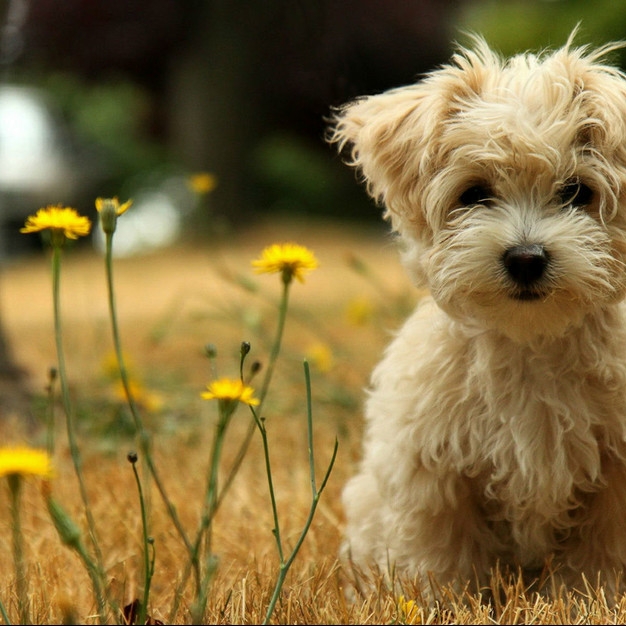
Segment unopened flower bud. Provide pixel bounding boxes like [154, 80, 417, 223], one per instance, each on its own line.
[96, 198, 120, 234]
[95, 197, 132, 235]
[46, 496, 82, 549]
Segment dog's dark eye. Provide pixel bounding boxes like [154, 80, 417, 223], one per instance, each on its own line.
[459, 185, 492, 207]
[558, 179, 593, 208]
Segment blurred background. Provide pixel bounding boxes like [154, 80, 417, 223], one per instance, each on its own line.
[2, 0, 626, 397]
[0, 0, 626, 258]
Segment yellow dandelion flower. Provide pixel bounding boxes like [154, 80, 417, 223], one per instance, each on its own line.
[201, 377, 259, 407]
[187, 172, 218, 195]
[306, 342, 334, 373]
[397, 595, 420, 624]
[101, 350, 135, 379]
[113, 378, 164, 413]
[345, 296, 375, 326]
[0, 447, 53, 479]
[20, 205, 91, 240]
[252, 242, 318, 284]
[95, 197, 132, 234]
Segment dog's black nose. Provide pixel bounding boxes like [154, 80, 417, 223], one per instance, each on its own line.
[502, 244, 548, 286]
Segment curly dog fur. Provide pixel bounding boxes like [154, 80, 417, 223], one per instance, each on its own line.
[329, 33, 626, 596]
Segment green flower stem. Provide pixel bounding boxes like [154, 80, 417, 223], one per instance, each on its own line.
[252, 411, 284, 564]
[186, 402, 237, 623]
[50, 245, 107, 617]
[8, 475, 28, 625]
[202, 404, 233, 557]
[170, 278, 295, 623]
[261, 361, 338, 626]
[207, 278, 293, 519]
[103, 233, 193, 557]
[45, 367, 57, 458]
[258, 278, 291, 410]
[169, 281, 294, 622]
[129, 455, 154, 626]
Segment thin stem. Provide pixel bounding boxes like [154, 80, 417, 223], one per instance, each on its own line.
[213, 418, 255, 512]
[258, 279, 291, 410]
[304, 360, 316, 495]
[129, 456, 153, 626]
[188, 403, 236, 622]
[103, 233, 193, 557]
[170, 280, 294, 621]
[252, 410, 284, 564]
[8, 475, 28, 626]
[51, 245, 107, 619]
[45, 367, 57, 458]
[261, 361, 339, 625]
[168, 405, 240, 623]
[210, 280, 292, 520]
[208, 280, 292, 530]
[203, 414, 228, 555]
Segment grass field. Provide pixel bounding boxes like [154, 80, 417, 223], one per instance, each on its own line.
[1, 214, 626, 624]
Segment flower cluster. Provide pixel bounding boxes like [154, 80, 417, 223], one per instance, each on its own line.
[18, 193, 327, 623]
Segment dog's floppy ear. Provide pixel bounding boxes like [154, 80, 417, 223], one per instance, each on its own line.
[328, 83, 441, 230]
[328, 38, 496, 233]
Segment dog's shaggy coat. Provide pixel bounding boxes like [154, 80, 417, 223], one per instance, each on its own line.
[330, 34, 626, 595]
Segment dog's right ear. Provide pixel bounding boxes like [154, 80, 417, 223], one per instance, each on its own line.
[327, 38, 497, 233]
[328, 84, 439, 228]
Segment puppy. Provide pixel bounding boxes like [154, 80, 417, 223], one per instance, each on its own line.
[329, 34, 626, 596]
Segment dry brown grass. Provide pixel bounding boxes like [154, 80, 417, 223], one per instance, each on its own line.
[2, 215, 626, 623]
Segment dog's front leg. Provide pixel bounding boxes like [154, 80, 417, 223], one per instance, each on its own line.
[560, 460, 626, 597]
[342, 464, 500, 592]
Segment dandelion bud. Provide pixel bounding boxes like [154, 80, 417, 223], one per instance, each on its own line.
[95, 197, 132, 235]
[127, 451, 138, 464]
[46, 496, 82, 550]
[204, 343, 218, 359]
[240, 341, 251, 357]
[96, 198, 120, 234]
[250, 360, 262, 377]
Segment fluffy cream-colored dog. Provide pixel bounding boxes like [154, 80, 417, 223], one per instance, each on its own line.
[329, 34, 626, 595]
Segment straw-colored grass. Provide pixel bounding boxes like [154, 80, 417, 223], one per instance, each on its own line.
[2, 215, 626, 623]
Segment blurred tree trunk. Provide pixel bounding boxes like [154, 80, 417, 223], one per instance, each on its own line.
[167, 0, 262, 229]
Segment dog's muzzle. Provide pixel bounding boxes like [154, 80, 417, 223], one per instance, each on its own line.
[502, 244, 549, 301]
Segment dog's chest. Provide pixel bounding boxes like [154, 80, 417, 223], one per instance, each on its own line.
[464, 336, 626, 520]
